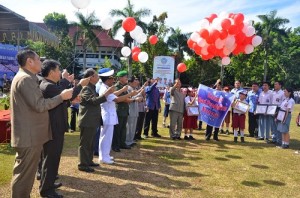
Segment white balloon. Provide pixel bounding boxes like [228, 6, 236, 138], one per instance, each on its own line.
[201, 46, 208, 55]
[215, 38, 225, 49]
[219, 11, 229, 19]
[71, 0, 91, 9]
[245, 26, 255, 37]
[138, 52, 148, 63]
[252, 35, 262, 47]
[121, 46, 131, 57]
[225, 35, 235, 49]
[221, 57, 231, 65]
[100, 17, 113, 30]
[136, 33, 147, 44]
[245, 44, 254, 54]
[223, 47, 231, 56]
[130, 26, 143, 39]
[199, 19, 209, 29]
[197, 38, 207, 47]
[191, 32, 200, 42]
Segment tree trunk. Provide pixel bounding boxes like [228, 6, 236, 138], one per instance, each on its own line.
[263, 48, 268, 82]
[83, 48, 87, 71]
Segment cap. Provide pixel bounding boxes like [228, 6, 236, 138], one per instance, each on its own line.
[98, 68, 114, 77]
[116, 70, 128, 77]
[224, 86, 230, 90]
[239, 90, 248, 96]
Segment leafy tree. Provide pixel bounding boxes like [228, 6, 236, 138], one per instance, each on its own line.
[43, 12, 69, 38]
[256, 10, 289, 81]
[109, 0, 151, 76]
[71, 11, 100, 71]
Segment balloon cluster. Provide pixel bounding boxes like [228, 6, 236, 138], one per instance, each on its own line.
[187, 12, 262, 65]
[120, 17, 159, 63]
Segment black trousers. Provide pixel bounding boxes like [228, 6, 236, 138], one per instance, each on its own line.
[143, 109, 159, 136]
[39, 132, 64, 196]
[135, 112, 145, 138]
[70, 107, 79, 131]
[248, 112, 258, 136]
[112, 115, 128, 149]
[206, 125, 219, 140]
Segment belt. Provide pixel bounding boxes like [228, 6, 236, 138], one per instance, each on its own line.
[234, 113, 245, 116]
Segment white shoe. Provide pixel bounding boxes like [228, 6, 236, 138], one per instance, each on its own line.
[110, 156, 114, 160]
[295, 150, 300, 154]
[100, 160, 114, 164]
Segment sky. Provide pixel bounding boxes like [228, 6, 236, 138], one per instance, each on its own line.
[1, 0, 300, 42]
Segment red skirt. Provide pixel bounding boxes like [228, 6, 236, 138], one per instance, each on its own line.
[183, 111, 198, 129]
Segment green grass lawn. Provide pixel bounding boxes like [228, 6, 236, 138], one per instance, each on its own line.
[0, 105, 300, 198]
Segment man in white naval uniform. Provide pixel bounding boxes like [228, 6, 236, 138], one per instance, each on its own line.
[98, 68, 136, 164]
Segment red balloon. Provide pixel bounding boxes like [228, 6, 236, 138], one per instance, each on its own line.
[149, 35, 158, 45]
[234, 13, 244, 25]
[221, 19, 231, 30]
[177, 63, 187, 73]
[209, 14, 218, 23]
[122, 17, 137, 32]
[132, 46, 141, 54]
[205, 36, 214, 44]
[229, 13, 235, 18]
[219, 30, 228, 40]
[199, 29, 209, 39]
[132, 52, 139, 62]
[207, 45, 217, 55]
[210, 29, 220, 41]
[235, 32, 246, 44]
[187, 39, 195, 49]
[228, 25, 238, 35]
[193, 43, 201, 52]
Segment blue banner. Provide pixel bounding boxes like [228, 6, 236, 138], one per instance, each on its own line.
[198, 84, 235, 128]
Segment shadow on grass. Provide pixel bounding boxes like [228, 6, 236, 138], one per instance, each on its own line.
[251, 164, 269, 169]
[241, 180, 262, 187]
[225, 155, 242, 159]
[215, 157, 230, 161]
[60, 175, 165, 198]
[263, 180, 285, 186]
[0, 144, 15, 155]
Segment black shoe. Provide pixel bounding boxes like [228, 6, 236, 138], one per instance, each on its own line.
[249, 134, 254, 137]
[55, 175, 59, 180]
[256, 137, 264, 140]
[220, 129, 224, 134]
[36, 174, 41, 180]
[78, 166, 94, 173]
[152, 133, 162, 138]
[184, 136, 189, 140]
[112, 148, 121, 152]
[241, 137, 245, 143]
[234, 137, 238, 143]
[176, 137, 182, 140]
[225, 130, 229, 135]
[89, 162, 99, 167]
[205, 136, 210, 141]
[120, 145, 131, 149]
[171, 137, 176, 140]
[53, 182, 62, 189]
[41, 192, 64, 198]
[266, 140, 276, 144]
[189, 135, 196, 140]
[94, 151, 99, 156]
[130, 142, 137, 147]
[213, 138, 219, 141]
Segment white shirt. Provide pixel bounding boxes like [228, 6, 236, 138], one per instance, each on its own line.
[98, 83, 118, 125]
[279, 97, 295, 112]
[258, 90, 273, 104]
[271, 89, 285, 106]
[185, 96, 197, 106]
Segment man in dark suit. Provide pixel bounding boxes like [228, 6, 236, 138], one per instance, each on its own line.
[10, 49, 73, 198]
[78, 68, 114, 173]
[39, 60, 90, 197]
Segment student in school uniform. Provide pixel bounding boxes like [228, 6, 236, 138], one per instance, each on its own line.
[257, 82, 273, 141]
[183, 88, 198, 140]
[276, 87, 295, 149]
[232, 90, 248, 143]
[221, 86, 231, 135]
[269, 81, 285, 144]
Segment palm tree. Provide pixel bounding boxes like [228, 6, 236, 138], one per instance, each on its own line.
[72, 11, 100, 71]
[109, 0, 151, 76]
[256, 10, 289, 81]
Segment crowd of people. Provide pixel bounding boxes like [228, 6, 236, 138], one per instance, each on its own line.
[9, 49, 298, 198]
